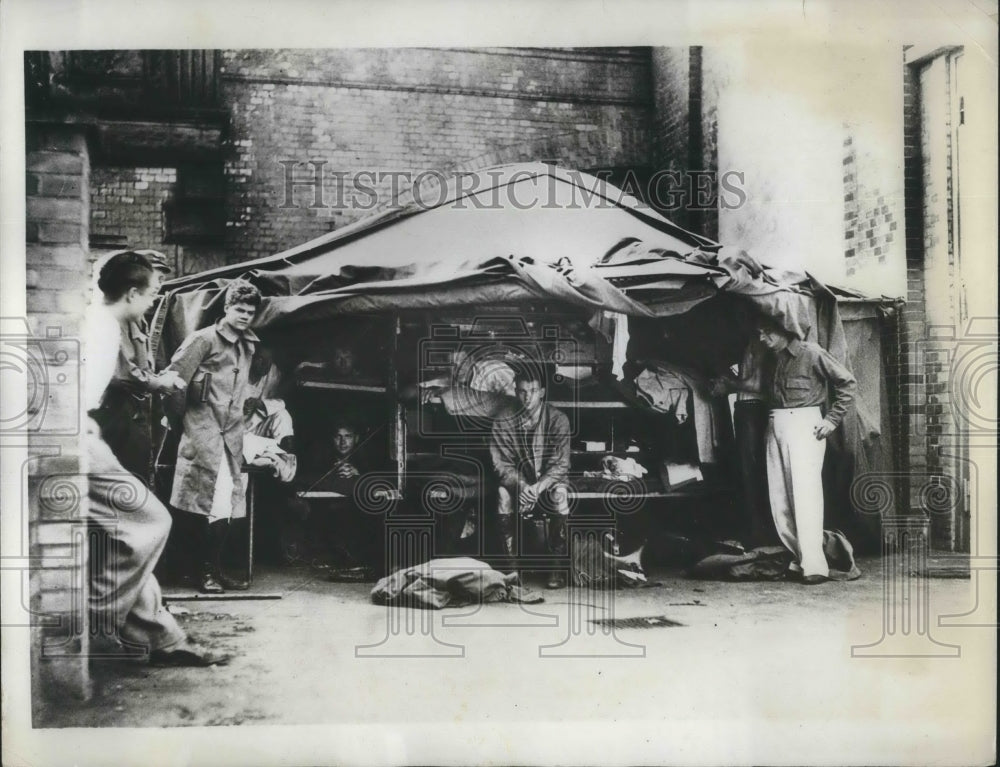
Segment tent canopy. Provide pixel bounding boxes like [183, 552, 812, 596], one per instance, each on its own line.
[163, 163, 854, 339]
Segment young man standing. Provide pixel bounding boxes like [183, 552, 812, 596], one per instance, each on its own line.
[164, 280, 261, 593]
[757, 316, 857, 584]
[489, 364, 571, 589]
[710, 328, 779, 547]
[85, 251, 228, 666]
[91, 249, 180, 484]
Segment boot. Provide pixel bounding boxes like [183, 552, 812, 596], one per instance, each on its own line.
[498, 513, 518, 576]
[199, 564, 224, 594]
[197, 518, 223, 594]
[211, 519, 248, 591]
[545, 516, 567, 589]
[545, 571, 567, 589]
[546, 515, 568, 556]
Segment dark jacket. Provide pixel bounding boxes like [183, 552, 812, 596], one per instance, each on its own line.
[490, 402, 570, 491]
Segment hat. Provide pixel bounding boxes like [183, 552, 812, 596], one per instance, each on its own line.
[133, 249, 172, 274]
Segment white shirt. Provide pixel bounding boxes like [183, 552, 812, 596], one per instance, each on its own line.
[84, 301, 123, 411]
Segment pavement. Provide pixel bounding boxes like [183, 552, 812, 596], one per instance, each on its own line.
[33, 557, 991, 740]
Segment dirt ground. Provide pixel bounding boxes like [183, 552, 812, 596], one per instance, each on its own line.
[32, 555, 987, 734]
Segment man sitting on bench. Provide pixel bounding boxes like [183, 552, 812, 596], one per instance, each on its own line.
[489, 363, 571, 589]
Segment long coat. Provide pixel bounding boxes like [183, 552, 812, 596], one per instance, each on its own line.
[164, 321, 259, 518]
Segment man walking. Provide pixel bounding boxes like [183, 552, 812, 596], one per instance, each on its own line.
[490, 364, 571, 589]
[163, 280, 261, 593]
[757, 316, 857, 584]
[85, 251, 228, 665]
[91, 250, 180, 484]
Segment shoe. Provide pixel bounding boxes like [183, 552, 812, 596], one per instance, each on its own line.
[87, 633, 147, 659]
[149, 640, 231, 667]
[801, 574, 830, 586]
[199, 572, 224, 594]
[216, 572, 249, 591]
[546, 571, 567, 590]
[209, 519, 242, 589]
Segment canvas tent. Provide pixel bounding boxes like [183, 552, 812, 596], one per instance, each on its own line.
[156, 163, 898, 548]
[161, 163, 851, 335]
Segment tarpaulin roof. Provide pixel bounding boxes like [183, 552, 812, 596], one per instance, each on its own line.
[162, 163, 864, 340]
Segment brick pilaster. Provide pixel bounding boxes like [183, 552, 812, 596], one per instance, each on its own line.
[25, 123, 92, 701]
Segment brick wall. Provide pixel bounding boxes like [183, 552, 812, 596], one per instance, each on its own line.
[89, 166, 228, 276]
[916, 54, 960, 548]
[25, 124, 92, 701]
[901, 50, 971, 550]
[90, 167, 175, 246]
[893, 57, 924, 522]
[217, 48, 654, 266]
[842, 55, 908, 522]
[842, 134, 901, 278]
[650, 46, 718, 234]
[698, 48, 720, 242]
[650, 48, 690, 172]
[80, 48, 731, 272]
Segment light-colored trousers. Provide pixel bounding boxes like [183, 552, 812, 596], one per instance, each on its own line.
[765, 407, 830, 578]
[87, 422, 186, 653]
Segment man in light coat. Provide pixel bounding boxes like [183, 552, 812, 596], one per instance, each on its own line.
[163, 280, 261, 593]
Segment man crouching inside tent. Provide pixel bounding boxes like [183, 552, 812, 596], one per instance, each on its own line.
[162, 280, 261, 593]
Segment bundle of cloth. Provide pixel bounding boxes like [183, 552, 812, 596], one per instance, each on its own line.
[688, 529, 862, 581]
[370, 557, 543, 609]
[583, 455, 648, 481]
[571, 535, 654, 589]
